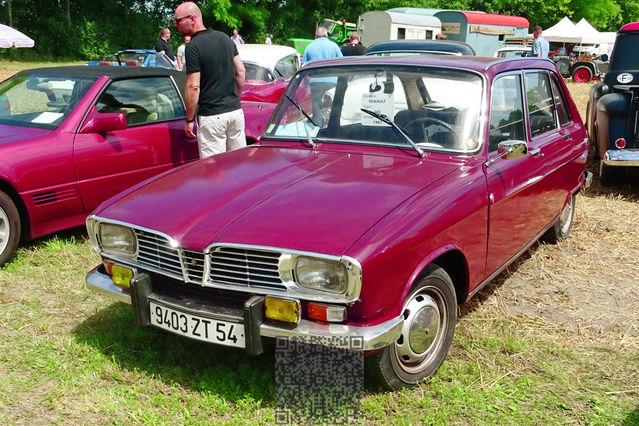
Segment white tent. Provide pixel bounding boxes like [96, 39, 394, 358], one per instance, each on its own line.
[575, 18, 600, 43]
[0, 24, 34, 48]
[543, 17, 581, 43]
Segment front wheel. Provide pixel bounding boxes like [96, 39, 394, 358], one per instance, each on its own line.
[0, 191, 21, 266]
[572, 65, 593, 83]
[366, 265, 457, 390]
[543, 193, 575, 243]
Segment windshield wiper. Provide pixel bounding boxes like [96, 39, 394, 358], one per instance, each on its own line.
[360, 108, 425, 158]
[285, 94, 316, 148]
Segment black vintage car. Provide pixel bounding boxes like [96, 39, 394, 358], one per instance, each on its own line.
[364, 39, 476, 57]
[586, 22, 639, 184]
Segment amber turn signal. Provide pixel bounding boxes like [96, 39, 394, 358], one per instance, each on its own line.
[106, 262, 134, 289]
[264, 297, 300, 324]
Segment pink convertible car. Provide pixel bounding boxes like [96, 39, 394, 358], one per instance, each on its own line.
[85, 55, 591, 389]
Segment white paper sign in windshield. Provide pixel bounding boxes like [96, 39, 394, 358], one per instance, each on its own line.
[361, 92, 394, 126]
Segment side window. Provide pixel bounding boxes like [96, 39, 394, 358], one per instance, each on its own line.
[488, 74, 525, 153]
[524, 71, 558, 137]
[95, 77, 184, 126]
[274, 55, 299, 81]
[549, 74, 571, 127]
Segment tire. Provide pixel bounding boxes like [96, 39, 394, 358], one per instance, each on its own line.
[555, 58, 572, 78]
[366, 265, 457, 390]
[543, 193, 575, 243]
[0, 191, 21, 267]
[599, 160, 622, 186]
[572, 65, 593, 83]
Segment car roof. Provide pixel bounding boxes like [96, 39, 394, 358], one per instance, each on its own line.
[13, 66, 187, 96]
[236, 44, 299, 70]
[364, 40, 476, 56]
[302, 54, 556, 75]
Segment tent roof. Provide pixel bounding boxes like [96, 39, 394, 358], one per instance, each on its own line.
[543, 17, 581, 43]
[0, 24, 34, 48]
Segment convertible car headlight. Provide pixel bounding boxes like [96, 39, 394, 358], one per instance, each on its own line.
[98, 223, 137, 256]
[295, 256, 348, 294]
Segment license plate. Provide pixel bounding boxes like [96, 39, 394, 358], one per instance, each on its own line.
[149, 302, 245, 348]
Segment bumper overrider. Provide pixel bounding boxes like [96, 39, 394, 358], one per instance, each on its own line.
[603, 149, 639, 167]
[86, 265, 403, 355]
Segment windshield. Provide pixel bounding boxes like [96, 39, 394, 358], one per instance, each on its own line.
[264, 65, 483, 153]
[244, 63, 276, 85]
[0, 72, 97, 130]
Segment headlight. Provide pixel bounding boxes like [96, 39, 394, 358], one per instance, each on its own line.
[295, 256, 348, 294]
[98, 223, 137, 256]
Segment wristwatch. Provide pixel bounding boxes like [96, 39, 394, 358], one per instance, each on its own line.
[186, 118, 195, 123]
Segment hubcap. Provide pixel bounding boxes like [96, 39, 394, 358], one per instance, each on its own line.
[0, 206, 9, 255]
[394, 288, 446, 374]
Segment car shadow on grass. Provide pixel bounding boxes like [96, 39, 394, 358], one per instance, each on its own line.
[72, 302, 277, 403]
[623, 407, 639, 426]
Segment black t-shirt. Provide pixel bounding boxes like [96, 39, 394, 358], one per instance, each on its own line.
[340, 42, 366, 56]
[154, 38, 174, 59]
[185, 28, 241, 116]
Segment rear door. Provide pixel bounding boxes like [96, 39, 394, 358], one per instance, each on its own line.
[74, 75, 198, 211]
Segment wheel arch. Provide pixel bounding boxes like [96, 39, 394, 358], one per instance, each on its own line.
[0, 178, 30, 242]
[413, 249, 469, 306]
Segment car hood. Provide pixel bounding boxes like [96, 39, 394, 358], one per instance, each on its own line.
[94, 144, 457, 255]
[0, 124, 51, 144]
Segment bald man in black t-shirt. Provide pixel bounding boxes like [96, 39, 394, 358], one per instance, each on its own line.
[174, 2, 246, 158]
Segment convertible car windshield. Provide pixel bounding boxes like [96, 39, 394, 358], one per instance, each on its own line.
[264, 65, 484, 153]
[0, 72, 97, 130]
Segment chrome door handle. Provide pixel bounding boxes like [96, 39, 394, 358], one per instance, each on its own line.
[530, 147, 541, 156]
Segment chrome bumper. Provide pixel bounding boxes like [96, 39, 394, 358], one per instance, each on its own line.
[85, 265, 402, 352]
[603, 149, 639, 167]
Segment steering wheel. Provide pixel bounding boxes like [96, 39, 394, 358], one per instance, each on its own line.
[404, 117, 457, 147]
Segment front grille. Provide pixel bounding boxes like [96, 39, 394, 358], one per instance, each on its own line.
[135, 229, 182, 278]
[210, 247, 285, 290]
[130, 228, 285, 291]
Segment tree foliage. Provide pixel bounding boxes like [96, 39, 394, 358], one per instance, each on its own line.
[1, 0, 638, 60]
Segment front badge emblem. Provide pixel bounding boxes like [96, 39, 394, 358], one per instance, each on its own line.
[617, 73, 633, 84]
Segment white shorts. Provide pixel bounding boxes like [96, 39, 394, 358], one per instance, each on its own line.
[197, 109, 246, 158]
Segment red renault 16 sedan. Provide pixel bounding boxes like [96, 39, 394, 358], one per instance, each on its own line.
[85, 55, 590, 390]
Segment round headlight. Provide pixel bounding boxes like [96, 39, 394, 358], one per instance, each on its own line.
[99, 223, 137, 256]
[295, 256, 348, 294]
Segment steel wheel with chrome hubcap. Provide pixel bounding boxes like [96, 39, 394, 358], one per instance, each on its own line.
[367, 265, 457, 390]
[0, 191, 21, 267]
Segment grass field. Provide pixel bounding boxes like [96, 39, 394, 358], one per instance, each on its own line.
[0, 62, 638, 424]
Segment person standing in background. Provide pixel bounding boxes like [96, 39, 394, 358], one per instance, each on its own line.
[176, 35, 191, 71]
[154, 28, 177, 68]
[340, 31, 365, 56]
[265, 34, 273, 45]
[231, 29, 245, 45]
[174, 2, 246, 158]
[302, 27, 342, 127]
[531, 25, 550, 59]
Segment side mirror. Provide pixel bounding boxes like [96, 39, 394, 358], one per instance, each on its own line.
[497, 140, 527, 159]
[80, 106, 127, 133]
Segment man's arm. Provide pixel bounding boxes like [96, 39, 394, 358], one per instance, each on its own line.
[184, 71, 200, 138]
[233, 54, 245, 93]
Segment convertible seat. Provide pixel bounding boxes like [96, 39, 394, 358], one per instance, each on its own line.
[125, 59, 141, 67]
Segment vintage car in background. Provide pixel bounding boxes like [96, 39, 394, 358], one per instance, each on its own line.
[493, 45, 529, 58]
[237, 44, 301, 144]
[0, 66, 198, 266]
[87, 49, 177, 69]
[364, 39, 476, 56]
[85, 55, 590, 390]
[586, 22, 639, 184]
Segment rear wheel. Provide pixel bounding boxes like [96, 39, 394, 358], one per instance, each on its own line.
[572, 65, 593, 83]
[543, 193, 575, 243]
[0, 191, 21, 266]
[366, 265, 457, 390]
